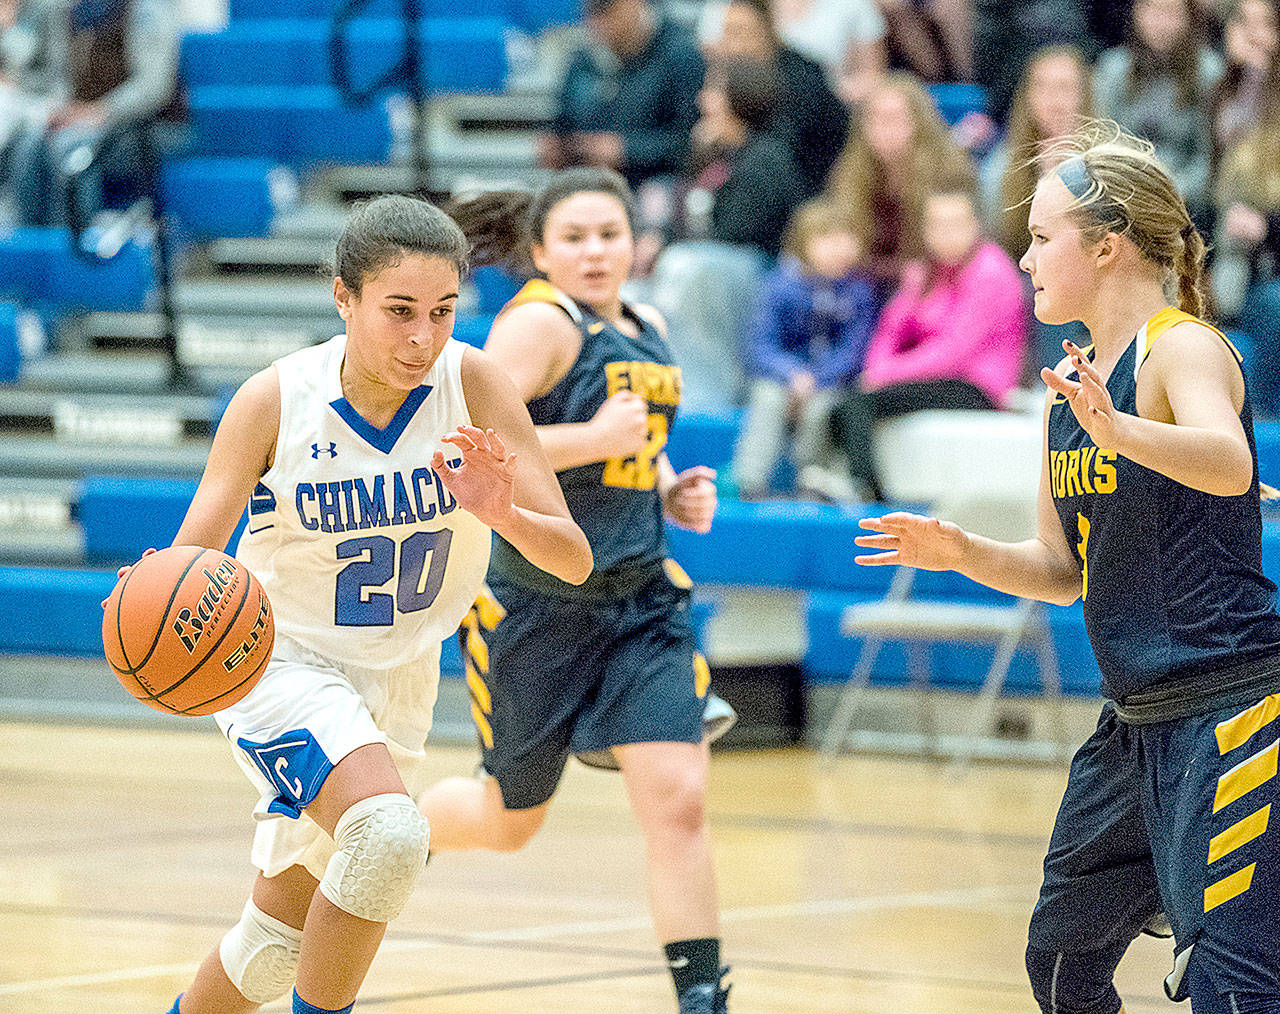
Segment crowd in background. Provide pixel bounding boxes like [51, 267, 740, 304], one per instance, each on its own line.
[547, 0, 1280, 501]
[0, 0, 182, 227]
[3, 0, 1280, 503]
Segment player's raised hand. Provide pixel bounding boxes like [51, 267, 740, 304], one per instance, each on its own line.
[853, 512, 970, 570]
[1041, 340, 1125, 448]
[589, 390, 649, 457]
[663, 466, 717, 533]
[435, 425, 516, 528]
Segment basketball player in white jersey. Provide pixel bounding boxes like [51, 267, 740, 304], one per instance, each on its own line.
[144, 195, 592, 1014]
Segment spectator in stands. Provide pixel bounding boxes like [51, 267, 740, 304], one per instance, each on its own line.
[1092, 0, 1223, 222]
[645, 57, 804, 411]
[1212, 117, 1280, 414]
[1209, 0, 1280, 178]
[877, 0, 966, 84]
[829, 178, 1028, 500]
[980, 44, 1092, 370]
[0, 0, 65, 223]
[542, 0, 704, 191]
[731, 200, 877, 502]
[700, 0, 850, 195]
[765, 0, 887, 105]
[825, 72, 976, 297]
[972, 0, 1089, 120]
[10, 0, 182, 227]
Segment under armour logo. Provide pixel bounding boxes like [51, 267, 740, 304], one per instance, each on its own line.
[311, 442, 338, 458]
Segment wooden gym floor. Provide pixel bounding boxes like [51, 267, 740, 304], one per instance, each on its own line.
[0, 722, 1182, 1013]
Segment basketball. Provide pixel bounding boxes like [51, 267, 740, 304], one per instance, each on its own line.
[102, 545, 275, 717]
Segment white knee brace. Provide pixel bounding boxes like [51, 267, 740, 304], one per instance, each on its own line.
[219, 899, 303, 1004]
[319, 793, 429, 923]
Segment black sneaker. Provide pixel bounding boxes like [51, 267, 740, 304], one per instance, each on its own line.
[677, 967, 731, 1013]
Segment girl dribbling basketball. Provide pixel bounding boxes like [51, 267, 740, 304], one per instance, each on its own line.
[135, 195, 591, 1014]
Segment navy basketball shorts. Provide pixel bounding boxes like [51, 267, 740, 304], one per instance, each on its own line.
[1029, 695, 1280, 1004]
[458, 561, 712, 810]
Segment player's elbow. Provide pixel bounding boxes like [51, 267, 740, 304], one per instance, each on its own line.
[558, 536, 594, 585]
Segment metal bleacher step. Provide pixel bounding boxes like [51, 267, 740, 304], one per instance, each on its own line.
[206, 234, 336, 276]
[0, 430, 210, 481]
[0, 474, 82, 566]
[174, 276, 339, 322]
[18, 347, 271, 397]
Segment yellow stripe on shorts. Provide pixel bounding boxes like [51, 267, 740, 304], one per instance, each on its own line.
[1207, 804, 1270, 865]
[1216, 693, 1280, 755]
[1213, 739, 1278, 813]
[1205, 863, 1255, 912]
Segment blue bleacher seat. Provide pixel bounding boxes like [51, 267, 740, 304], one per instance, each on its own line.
[0, 302, 19, 382]
[79, 477, 248, 564]
[452, 313, 494, 348]
[666, 409, 740, 476]
[0, 567, 118, 656]
[162, 157, 280, 240]
[189, 85, 394, 166]
[469, 264, 521, 316]
[229, 0, 515, 19]
[927, 82, 987, 126]
[0, 227, 154, 315]
[182, 19, 507, 94]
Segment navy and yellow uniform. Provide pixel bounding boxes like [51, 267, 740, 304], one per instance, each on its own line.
[1030, 308, 1280, 1011]
[461, 280, 711, 810]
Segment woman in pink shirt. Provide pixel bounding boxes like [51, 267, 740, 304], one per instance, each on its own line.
[830, 178, 1028, 500]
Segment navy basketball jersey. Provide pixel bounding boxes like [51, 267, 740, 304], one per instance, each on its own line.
[489, 279, 682, 594]
[1048, 306, 1280, 699]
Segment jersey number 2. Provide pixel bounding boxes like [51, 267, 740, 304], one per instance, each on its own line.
[334, 530, 453, 626]
[602, 413, 668, 490]
[1076, 512, 1090, 601]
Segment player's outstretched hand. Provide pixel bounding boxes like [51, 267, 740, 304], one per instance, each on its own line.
[1041, 340, 1125, 448]
[853, 512, 970, 570]
[102, 546, 157, 607]
[435, 425, 516, 528]
[663, 466, 717, 533]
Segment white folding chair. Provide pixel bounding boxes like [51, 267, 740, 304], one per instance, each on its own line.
[819, 493, 1067, 767]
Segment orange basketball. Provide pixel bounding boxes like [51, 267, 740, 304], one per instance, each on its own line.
[102, 545, 275, 717]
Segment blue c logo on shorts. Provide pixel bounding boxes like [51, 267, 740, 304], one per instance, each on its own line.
[237, 728, 334, 819]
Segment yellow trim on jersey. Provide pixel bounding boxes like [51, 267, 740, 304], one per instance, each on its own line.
[1208, 804, 1271, 864]
[465, 624, 490, 672]
[466, 660, 492, 714]
[1213, 739, 1278, 812]
[504, 279, 583, 325]
[1216, 693, 1280, 755]
[1138, 307, 1239, 367]
[664, 558, 694, 589]
[474, 586, 507, 631]
[693, 652, 711, 698]
[470, 700, 495, 749]
[1205, 863, 1255, 912]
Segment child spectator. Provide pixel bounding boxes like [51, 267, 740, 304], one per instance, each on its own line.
[1093, 0, 1224, 220]
[825, 72, 976, 297]
[829, 179, 1028, 500]
[731, 200, 877, 501]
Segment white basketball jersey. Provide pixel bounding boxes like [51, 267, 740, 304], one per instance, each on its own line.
[237, 335, 492, 668]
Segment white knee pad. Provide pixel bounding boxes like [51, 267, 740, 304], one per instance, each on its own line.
[219, 899, 303, 1004]
[319, 793, 429, 923]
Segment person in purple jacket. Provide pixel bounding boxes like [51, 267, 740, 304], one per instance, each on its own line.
[830, 177, 1029, 500]
[731, 199, 877, 501]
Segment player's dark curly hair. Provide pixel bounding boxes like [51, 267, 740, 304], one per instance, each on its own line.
[332, 194, 469, 295]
